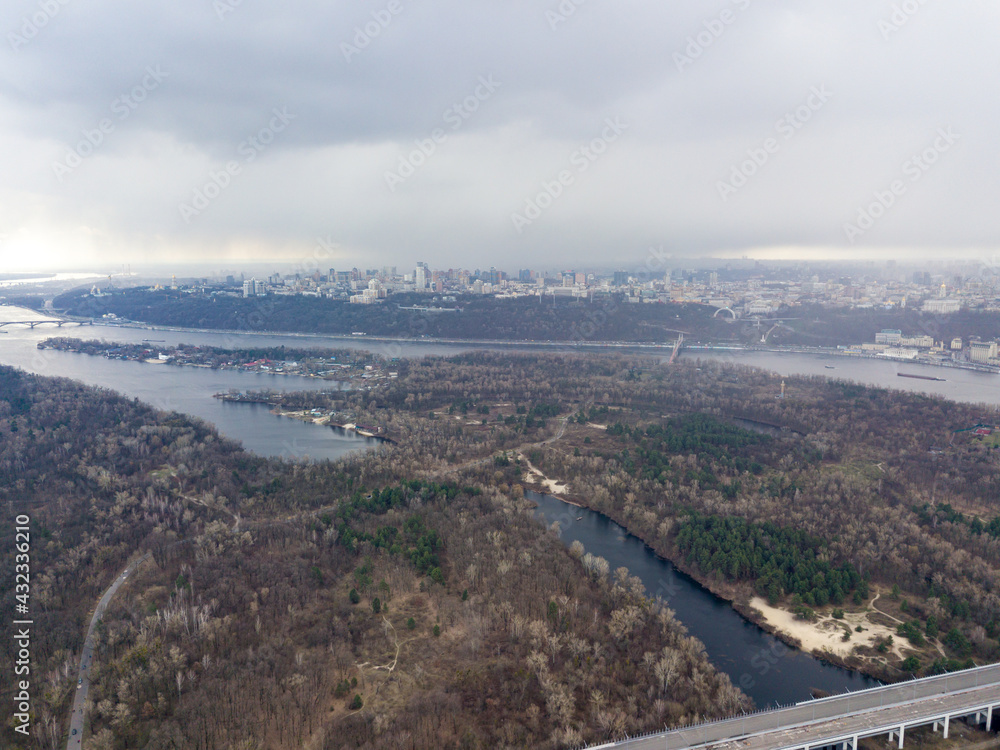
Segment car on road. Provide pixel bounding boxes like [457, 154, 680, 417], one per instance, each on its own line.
[77, 678, 82, 689]
[72, 729, 77, 736]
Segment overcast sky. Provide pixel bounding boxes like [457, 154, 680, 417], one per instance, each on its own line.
[1, 0, 998, 274]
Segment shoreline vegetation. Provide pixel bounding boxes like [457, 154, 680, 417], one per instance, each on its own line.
[36, 336, 396, 384]
[524, 489, 910, 679]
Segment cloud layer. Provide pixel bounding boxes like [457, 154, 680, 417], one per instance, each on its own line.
[2, 0, 998, 271]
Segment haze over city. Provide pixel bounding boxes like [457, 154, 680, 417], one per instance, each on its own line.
[2, 1, 999, 272]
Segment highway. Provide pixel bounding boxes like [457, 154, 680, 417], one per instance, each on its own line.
[65, 554, 149, 749]
[590, 664, 1000, 750]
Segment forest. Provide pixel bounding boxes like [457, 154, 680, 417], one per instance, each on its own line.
[7, 345, 1000, 748]
[326, 350, 1000, 678]
[52, 285, 1000, 347]
[0, 360, 746, 750]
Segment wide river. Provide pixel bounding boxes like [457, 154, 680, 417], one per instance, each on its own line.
[3, 308, 995, 706]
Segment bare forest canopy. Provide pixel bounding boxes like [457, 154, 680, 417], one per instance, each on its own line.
[0, 358, 746, 750]
[5, 348, 1000, 749]
[54, 286, 1000, 346]
[258, 351, 1000, 677]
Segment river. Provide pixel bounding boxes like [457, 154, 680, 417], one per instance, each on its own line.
[0, 308, 986, 707]
[530, 491, 879, 707]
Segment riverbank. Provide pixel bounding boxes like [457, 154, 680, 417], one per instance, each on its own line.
[88, 318, 1000, 381]
[525, 481, 910, 684]
[92, 319, 681, 352]
[36, 336, 386, 383]
[687, 344, 1000, 376]
[272, 408, 395, 443]
[519, 450, 571, 495]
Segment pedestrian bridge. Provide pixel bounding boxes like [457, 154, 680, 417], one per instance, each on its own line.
[588, 663, 1000, 750]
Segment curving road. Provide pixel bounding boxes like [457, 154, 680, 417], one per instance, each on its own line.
[65, 554, 149, 749]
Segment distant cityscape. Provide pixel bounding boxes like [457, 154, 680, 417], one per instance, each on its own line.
[97, 261, 1000, 317]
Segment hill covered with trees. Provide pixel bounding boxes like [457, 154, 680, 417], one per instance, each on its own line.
[53, 285, 1000, 348]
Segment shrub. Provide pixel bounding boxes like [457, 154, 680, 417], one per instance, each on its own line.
[897, 621, 925, 647]
[793, 605, 815, 621]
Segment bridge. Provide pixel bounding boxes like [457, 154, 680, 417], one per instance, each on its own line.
[0, 319, 92, 329]
[588, 664, 1000, 750]
[668, 334, 684, 364]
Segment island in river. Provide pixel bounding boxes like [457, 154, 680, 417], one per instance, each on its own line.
[37, 335, 394, 383]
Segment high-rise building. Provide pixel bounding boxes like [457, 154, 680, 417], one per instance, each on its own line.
[613, 270, 629, 287]
[415, 262, 429, 290]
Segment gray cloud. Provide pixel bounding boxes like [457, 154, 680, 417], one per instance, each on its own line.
[1, 0, 998, 271]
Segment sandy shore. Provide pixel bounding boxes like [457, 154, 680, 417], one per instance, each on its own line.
[518, 451, 569, 494]
[749, 596, 905, 660]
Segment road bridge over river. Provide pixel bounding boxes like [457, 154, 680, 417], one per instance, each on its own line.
[0, 318, 92, 328]
[590, 664, 1000, 750]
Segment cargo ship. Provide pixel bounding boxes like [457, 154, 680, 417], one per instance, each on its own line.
[898, 372, 946, 382]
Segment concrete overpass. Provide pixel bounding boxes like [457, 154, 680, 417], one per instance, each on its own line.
[588, 664, 1000, 750]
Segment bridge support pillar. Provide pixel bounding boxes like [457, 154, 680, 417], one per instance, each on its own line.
[989, 705, 994, 731]
[897, 725, 905, 749]
[943, 715, 949, 739]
